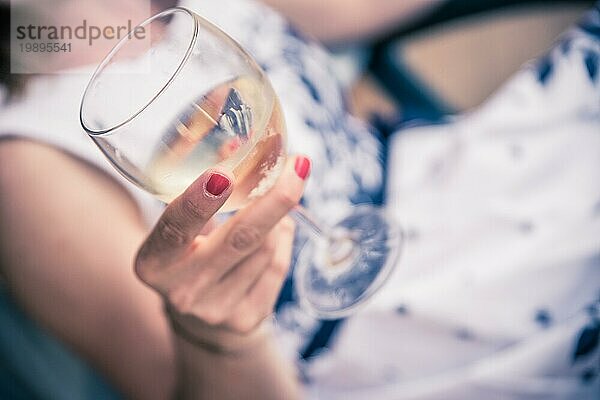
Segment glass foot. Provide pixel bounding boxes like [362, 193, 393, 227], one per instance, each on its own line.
[294, 205, 403, 319]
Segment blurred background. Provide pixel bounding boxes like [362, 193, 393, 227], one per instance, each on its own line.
[287, 0, 594, 126]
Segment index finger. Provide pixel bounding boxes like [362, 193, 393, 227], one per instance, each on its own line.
[139, 169, 234, 263]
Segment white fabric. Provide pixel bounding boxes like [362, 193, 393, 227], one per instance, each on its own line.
[0, 69, 164, 225]
[302, 27, 600, 400]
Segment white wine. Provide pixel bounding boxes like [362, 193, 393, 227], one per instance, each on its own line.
[145, 76, 287, 211]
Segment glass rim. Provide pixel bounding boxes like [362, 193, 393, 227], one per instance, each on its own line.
[79, 6, 199, 137]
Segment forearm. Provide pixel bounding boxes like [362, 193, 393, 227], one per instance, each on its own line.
[0, 140, 177, 400]
[262, 0, 444, 44]
[174, 323, 301, 400]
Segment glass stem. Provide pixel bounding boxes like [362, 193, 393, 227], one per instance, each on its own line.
[289, 205, 360, 269]
[289, 205, 331, 239]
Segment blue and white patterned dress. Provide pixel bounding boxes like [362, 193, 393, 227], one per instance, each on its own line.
[188, 2, 600, 398]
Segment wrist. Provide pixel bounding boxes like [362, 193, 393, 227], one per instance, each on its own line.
[166, 304, 272, 357]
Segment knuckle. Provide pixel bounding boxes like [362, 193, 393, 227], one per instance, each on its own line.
[167, 290, 194, 314]
[157, 219, 188, 246]
[134, 254, 149, 282]
[226, 225, 262, 252]
[135, 242, 152, 265]
[182, 198, 209, 220]
[134, 251, 159, 286]
[232, 315, 260, 335]
[197, 305, 225, 326]
[190, 270, 213, 293]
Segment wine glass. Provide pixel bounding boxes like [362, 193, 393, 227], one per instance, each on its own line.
[79, 7, 402, 319]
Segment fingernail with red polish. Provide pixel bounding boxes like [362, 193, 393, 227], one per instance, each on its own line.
[205, 173, 230, 196]
[294, 156, 311, 180]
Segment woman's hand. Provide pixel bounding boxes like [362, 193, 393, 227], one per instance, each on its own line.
[135, 156, 310, 354]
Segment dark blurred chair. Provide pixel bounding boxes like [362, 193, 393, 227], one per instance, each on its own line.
[364, 0, 594, 125]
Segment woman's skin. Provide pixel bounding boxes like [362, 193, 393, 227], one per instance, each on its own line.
[261, 0, 444, 44]
[0, 1, 306, 399]
[0, 139, 307, 400]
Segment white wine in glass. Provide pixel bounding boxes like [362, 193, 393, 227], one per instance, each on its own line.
[80, 7, 402, 319]
[145, 76, 287, 211]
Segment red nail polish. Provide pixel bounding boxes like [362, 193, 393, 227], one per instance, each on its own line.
[205, 173, 230, 196]
[294, 156, 311, 180]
